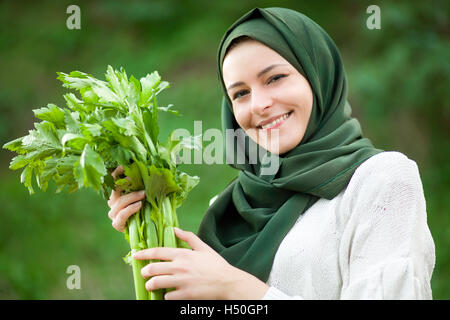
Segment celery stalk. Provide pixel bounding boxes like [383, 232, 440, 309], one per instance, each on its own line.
[127, 213, 148, 300]
[144, 202, 165, 300]
[162, 197, 177, 294]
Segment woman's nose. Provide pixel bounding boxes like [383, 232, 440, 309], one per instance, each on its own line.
[250, 87, 272, 114]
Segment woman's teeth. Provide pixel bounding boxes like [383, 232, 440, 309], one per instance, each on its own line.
[260, 112, 291, 129]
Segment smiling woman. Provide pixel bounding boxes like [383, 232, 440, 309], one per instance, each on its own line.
[107, 6, 435, 300]
[196, 7, 435, 300]
[222, 37, 313, 154]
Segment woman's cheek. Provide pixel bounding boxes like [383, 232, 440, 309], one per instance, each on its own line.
[234, 108, 251, 130]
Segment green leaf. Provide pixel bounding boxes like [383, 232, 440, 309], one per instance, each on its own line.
[175, 172, 200, 207]
[20, 165, 35, 194]
[74, 144, 107, 191]
[142, 109, 158, 149]
[9, 155, 28, 170]
[110, 144, 133, 165]
[142, 165, 180, 201]
[122, 251, 133, 266]
[92, 82, 121, 105]
[105, 65, 126, 101]
[33, 104, 65, 128]
[63, 93, 84, 113]
[155, 80, 170, 95]
[111, 117, 140, 136]
[4, 65, 201, 262]
[158, 104, 179, 115]
[61, 133, 90, 151]
[139, 71, 161, 105]
[80, 123, 102, 138]
[116, 135, 147, 163]
[114, 161, 145, 193]
[115, 178, 133, 193]
[123, 162, 144, 190]
[80, 88, 99, 104]
[17, 122, 62, 162]
[57, 70, 99, 90]
[52, 156, 80, 193]
[128, 75, 141, 106]
[64, 109, 81, 133]
[3, 137, 25, 154]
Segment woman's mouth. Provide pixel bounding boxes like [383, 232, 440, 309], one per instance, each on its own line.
[258, 111, 293, 131]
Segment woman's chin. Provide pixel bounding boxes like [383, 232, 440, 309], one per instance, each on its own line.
[248, 130, 301, 156]
[261, 142, 285, 155]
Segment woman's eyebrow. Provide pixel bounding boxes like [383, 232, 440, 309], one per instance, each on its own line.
[226, 63, 288, 91]
[257, 63, 288, 78]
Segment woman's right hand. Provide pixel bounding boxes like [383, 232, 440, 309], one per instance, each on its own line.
[107, 166, 146, 232]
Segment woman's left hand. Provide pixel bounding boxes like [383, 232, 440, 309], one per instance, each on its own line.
[133, 227, 269, 300]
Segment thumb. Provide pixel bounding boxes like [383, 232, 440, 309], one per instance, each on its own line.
[174, 227, 211, 251]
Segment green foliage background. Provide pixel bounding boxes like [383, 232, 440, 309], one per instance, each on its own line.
[0, 0, 448, 299]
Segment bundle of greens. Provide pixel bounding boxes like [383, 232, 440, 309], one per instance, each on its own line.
[2, 65, 201, 300]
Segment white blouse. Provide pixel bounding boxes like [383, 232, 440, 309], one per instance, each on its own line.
[262, 151, 435, 299]
[210, 151, 436, 300]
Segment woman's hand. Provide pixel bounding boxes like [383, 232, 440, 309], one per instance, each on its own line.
[107, 166, 146, 232]
[133, 227, 269, 300]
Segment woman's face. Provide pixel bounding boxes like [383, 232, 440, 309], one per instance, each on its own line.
[222, 40, 313, 155]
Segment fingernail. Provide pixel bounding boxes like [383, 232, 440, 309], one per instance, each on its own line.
[139, 190, 146, 195]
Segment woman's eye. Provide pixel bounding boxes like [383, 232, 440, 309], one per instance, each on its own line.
[231, 75, 287, 100]
[233, 89, 249, 100]
[267, 74, 287, 84]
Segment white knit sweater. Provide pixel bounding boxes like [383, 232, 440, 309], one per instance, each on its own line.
[262, 151, 435, 299]
[210, 151, 436, 300]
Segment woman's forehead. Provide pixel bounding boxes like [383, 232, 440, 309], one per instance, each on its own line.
[222, 41, 290, 78]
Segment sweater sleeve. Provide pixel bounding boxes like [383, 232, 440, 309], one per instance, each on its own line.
[261, 286, 304, 300]
[338, 152, 435, 299]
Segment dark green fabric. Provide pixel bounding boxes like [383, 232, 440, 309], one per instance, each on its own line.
[197, 7, 384, 282]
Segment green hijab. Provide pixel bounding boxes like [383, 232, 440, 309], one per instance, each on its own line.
[197, 7, 384, 282]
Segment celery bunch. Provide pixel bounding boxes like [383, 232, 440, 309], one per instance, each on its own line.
[3, 66, 201, 300]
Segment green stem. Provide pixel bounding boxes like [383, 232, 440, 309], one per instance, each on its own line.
[157, 202, 164, 247]
[162, 196, 173, 227]
[144, 201, 165, 300]
[161, 196, 177, 294]
[171, 195, 179, 228]
[127, 212, 148, 300]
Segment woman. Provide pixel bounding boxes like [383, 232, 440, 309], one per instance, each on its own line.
[107, 7, 435, 299]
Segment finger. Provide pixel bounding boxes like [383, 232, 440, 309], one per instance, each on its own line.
[133, 247, 191, 261]
[146, 275, 179, 292]
[111, 166, 124, 180]
[108, 190, 146, 219]
[108, 188, 122, 208]
[173, 227, 211, 251]
[141, 262, 175, 278]
[108, 174, 134, 208]
[109, 166, 125, 207]
[164, 289, 192, 300]
[114, 190, 146, 211]
[112, 201, 142, 232]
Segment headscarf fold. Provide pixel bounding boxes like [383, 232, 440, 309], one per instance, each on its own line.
[197, 7, 384, 282]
